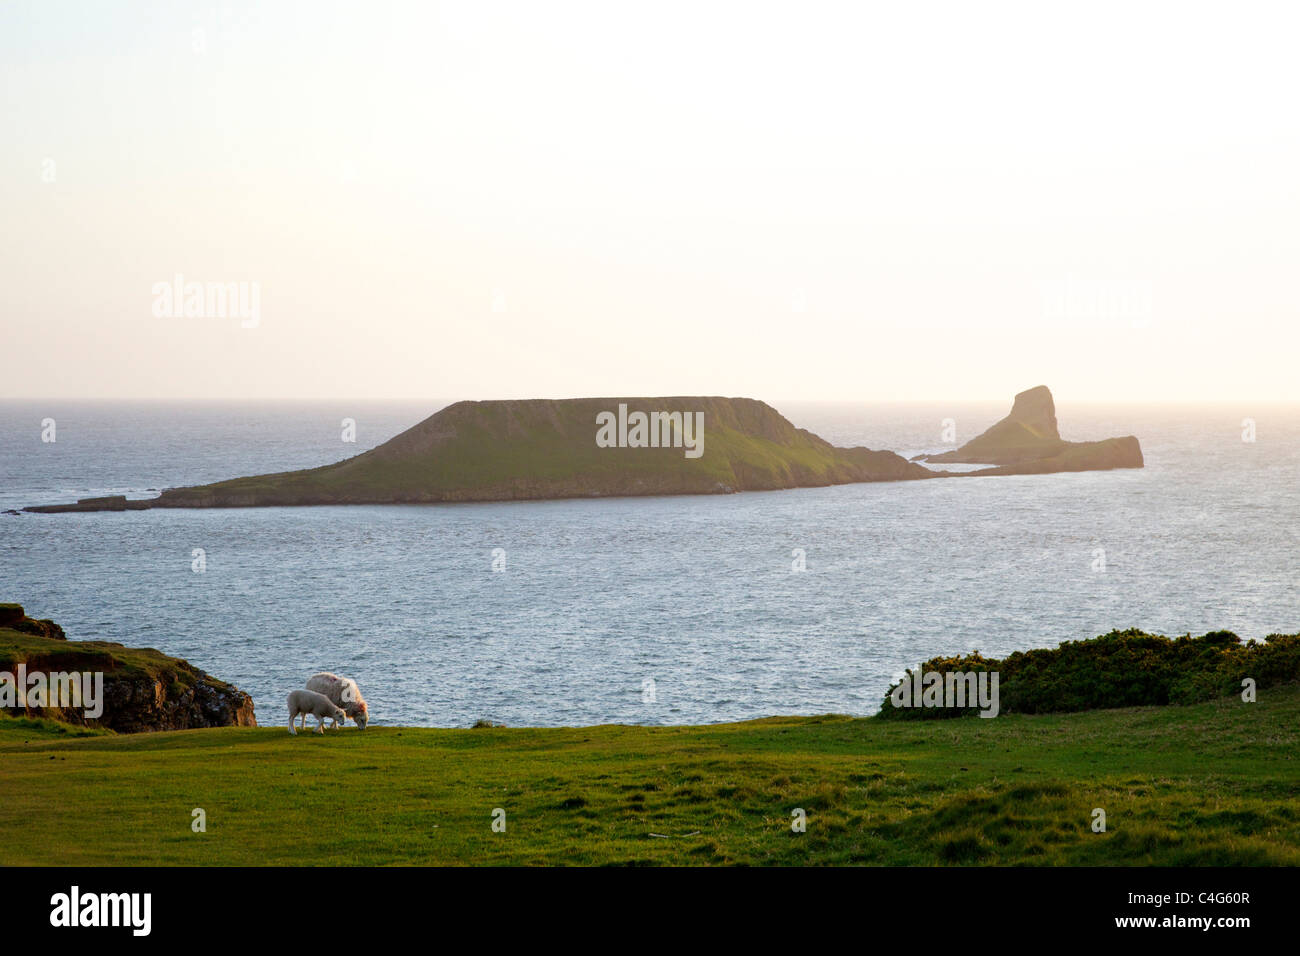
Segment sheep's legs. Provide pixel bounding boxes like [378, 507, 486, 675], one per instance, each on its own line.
[288, 708, 338, 735]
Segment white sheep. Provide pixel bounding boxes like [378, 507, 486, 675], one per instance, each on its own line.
[287, 689, 347, 735]
[306, 672, 369, 729]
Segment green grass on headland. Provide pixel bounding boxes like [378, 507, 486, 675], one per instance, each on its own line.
[0, 627, 205, 686]
[2, 684, 1297, 866]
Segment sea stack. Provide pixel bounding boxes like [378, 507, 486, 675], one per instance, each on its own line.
[923, 385, 1143, 474]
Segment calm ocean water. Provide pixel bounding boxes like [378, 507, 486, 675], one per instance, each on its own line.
[1, 399, 1297, 727]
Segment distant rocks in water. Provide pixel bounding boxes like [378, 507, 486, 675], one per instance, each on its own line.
[26, 495, 151, 513]
[0, 604, 256, 733]
[922, 385, 1143, 475]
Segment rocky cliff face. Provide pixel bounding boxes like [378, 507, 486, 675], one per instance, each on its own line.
[923, 386, 1143, 473]
[90, 669, 257, 733]
[0, 605, 256, 733]
[0, 603, 66, 639]
[1005, 385, 1060, 439]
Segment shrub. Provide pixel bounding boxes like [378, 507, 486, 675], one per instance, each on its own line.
[878, 629, 1300, 719]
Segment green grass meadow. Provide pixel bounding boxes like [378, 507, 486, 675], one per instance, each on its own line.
[2, 683, 1297, 866]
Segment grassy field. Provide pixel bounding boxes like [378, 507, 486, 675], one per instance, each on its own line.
[2, 685, 1298, 866]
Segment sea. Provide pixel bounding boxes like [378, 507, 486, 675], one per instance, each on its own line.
[1, 399, 1296, 728]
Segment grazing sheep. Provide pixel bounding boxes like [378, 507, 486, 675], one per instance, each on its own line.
[306, 672, 369, 729]
[287, 689, 346, 735]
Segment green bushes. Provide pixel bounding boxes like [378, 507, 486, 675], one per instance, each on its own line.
[879, 629, 1300, 719]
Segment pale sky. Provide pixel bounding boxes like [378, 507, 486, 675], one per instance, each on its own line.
[3, 1, 1298, 403]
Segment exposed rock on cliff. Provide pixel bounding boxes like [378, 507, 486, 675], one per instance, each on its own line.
[923, 386, 1143, 474]
[0, 605, 256, 733]
[0, 603, 67, 641]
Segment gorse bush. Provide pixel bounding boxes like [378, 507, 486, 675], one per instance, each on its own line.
[878, 629, 1300, 719]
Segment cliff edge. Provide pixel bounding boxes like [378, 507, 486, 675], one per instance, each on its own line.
[0, 604, 257, 733]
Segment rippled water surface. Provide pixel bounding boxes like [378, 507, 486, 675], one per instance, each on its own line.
[2, 399, 1297, 727]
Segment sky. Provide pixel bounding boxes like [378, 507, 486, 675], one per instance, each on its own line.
[2, 0, 1298, 403]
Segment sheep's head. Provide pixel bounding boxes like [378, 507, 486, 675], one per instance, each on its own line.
[333, 707, 346, 725]
[354, 706, 368, 730]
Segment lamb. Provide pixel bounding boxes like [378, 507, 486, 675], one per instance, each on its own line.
[306, 672, 369, 729]
[287, 689, 347, 735]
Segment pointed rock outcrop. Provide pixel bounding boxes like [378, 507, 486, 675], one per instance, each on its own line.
[923, 386, 1142, 473]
